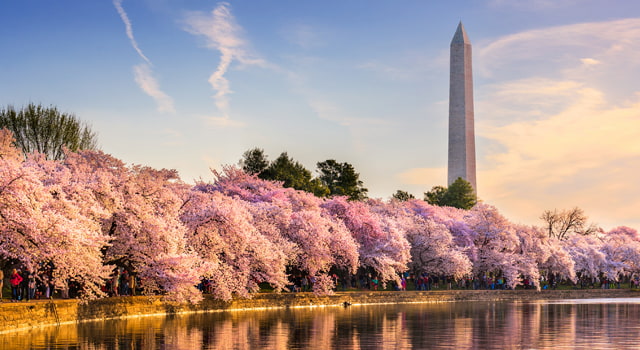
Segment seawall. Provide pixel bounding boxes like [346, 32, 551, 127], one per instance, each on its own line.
[1, 289, 638, 334]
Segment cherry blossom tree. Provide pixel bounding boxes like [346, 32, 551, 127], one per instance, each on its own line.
[281, 188, 360, 293]
[62, 150, 202, 302]
[285, 209, 359, 293]
[564, 234, 609, 283]
[107, 166, 202, 302]
[600, 226, 640, 281]
[322, 197, 410, 286]
[402, 200, 472, 248]
[512, 224, 576, 287]
[4, 125, 639, 302]
[0, 130, 110, 298]
[181, 189, 289, 300]
[408, 218, 472, 279]
[531, 230, 576, 284]
[464, 203, 536, 289]
[372, 199, 472, 279]
[204, 166, 360, 295]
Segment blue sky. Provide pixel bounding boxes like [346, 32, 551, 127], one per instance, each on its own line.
[2, 0, 640, 229]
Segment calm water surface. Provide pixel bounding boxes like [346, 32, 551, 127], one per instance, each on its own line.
[6, 298, 640, 349]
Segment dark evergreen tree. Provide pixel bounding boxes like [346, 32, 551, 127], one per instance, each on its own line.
[392, 190, 415, 201]
[424, 186, 447, 206]
[240, 147, 269, 175]
[424, 178, 476, 210]
[317, 159, 368, 201]
[262, 152, 329, 197]
[442, 177, 477, 209]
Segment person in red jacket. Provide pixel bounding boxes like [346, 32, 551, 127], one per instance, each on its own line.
[9, 269, 23, 302]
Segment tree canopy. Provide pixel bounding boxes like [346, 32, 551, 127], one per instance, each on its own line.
[252, 152, 329, 197]
[317, 159, 368, 201]
[392, 190, 415, 201]
[239, 149, 368, 200]
[239, 147, 269, 175]
[424, 177, 477, 209]
[424, 186, 447, 206]
[0, 103, 98, 160]
[4, 129, 639, 303]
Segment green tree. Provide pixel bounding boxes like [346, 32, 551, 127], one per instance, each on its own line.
[0, 103, 98, 160]
[424, 185, 447, 206]
[392, 190, 415, 201]
[261, 152, 329, 197]
[316, 159, 368, 200]
[239, 147, 269, 175]
[442, 177, 477, 209]
[424, 178, 476, 209]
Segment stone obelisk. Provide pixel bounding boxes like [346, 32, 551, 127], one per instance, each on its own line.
[448, 22, 477, 192]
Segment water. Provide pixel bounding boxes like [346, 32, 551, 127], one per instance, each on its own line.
[5, 298, 640, 349]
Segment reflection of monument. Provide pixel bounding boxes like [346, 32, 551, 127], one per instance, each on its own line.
[448, 22, 477, 192]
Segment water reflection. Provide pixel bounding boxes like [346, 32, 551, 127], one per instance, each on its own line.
[5, 298, 640, 349]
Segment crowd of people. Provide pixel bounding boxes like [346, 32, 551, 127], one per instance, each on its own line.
[0, 268, 144, 302]
[0, 267, 119, 302]
[281, 271, 637, 294]
[280, 272, 513, 293]
[2, 267, 638, 303]
[103, 269, 137, 297]
[2, 268, 45, 302]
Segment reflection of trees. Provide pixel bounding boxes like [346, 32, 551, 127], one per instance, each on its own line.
[308, 310, 336, 349]
[163, 317, 203, 350]
[382, 312, 411, 349]
[5, 301, 640, 349]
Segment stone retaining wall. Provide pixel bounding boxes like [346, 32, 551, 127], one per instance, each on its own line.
[1, 289, 638, 334]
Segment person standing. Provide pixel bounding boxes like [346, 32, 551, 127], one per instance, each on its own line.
[129, 273, 136, 296]
[371, 277, 379, 291]
[21, 270, 30, 301]
[28, 275, 36, 300]
[120, 270, 129, 296]
[9, 269, 23, 302]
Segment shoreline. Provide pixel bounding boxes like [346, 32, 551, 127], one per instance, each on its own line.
[1, 289, 639, 334]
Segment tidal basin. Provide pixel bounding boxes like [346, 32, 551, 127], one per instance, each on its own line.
[5, 296, 640, 349]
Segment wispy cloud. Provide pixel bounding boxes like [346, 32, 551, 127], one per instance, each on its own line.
[183, 2, 265, 127]
[133, 64, 175, 113]
[474, 18, 640, 229]
[281, 23, 326, 49]
[306, 96, 389, 127]
[357, 61, 413, 80]
[356, 49, 447, 82]
[202, 115, 246, 128]
[488, 0, 582, 11]
[580, 58, 601, 66]
[479, 85, 640, 228]
[284, 70, 389, 128]
[476, 18, 640, 80]
[113, 0, 174, 113]
[113, 0, 150, 64]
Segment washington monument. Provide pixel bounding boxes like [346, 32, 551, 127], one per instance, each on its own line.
[448, 22, 477, 192]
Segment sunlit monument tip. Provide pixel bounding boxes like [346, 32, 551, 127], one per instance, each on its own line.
[448, 21, 477, 193]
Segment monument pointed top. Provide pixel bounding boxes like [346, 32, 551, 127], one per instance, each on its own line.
[451, 21, 471, 46]
[448, 20, 476, 192]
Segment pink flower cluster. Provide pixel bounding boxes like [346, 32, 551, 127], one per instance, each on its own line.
[0, 129, 637, 303]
